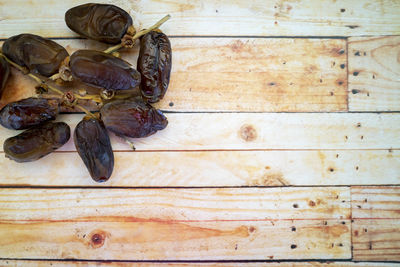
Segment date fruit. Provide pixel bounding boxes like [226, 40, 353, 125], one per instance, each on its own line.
[4, 122, 70, 163]
[0, 56, 10, 98]
[100, 97, 168, 138]
[2, 34, 69, 77]
[138, 30, 172, 103]
[74, 115, 114, 182]
[65, 3, 133, 44]
[70, 50, 141, 90]
[0, 97, 59, 130]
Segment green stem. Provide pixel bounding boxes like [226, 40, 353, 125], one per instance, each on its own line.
[104, 14, 171, 54]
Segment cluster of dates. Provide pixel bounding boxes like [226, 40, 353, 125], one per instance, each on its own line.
[0, 4, 172, 182]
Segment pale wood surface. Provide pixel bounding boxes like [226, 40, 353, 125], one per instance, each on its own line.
[0, 261, 397, 267]
[0, 38, 347, 112]
[0, 0, 400, 265]
[0, 188, 350, 260]
[0, 150, 398, 187]
[352, 187, 400, 261]
[1, 113, 398, 152]
[1, 0, 400, 38]
[348, 36, 400, 112]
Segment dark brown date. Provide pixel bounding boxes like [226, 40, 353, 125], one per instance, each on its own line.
[0, 97, 59, 130]
[100, 97, 168, 138]
[70, 50, 141, 90]
[65, 3, 133, 44]
[2, 34, 69, 77]
[138, 30, 172, 103]
[74, 115, 114, 182]
[4, 122, 70, 163]
[0, 56, 10, 99]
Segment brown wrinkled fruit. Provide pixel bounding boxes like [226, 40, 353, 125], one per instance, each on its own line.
[2, 34, 69, 77]
[4, 122, 71, 163]
[138, 30, 172, 103]
[100, 97, 168, 138]
[0, 97, 59, 130]
[65, 3, 133, 44]
[0, 56, 10, 98]
[70, 50, 141, 90]
[74, 115, 114, 183]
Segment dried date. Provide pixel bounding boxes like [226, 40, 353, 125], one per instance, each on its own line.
[100, 97, 168, 138]
[65, 3, 133, 44]
[2, 34, 69, 77]
[0, 97, 59, 130]
[74, 115, 114, 182]
[4, 122, 70, 163]
[138, 30, 172, 103]
[0, 56, 10, 98]
[70, 50, 141, 90]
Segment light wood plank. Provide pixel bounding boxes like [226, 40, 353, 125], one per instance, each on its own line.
[351, 186, 400, 261]
[348, 36, 400, 112]
[1, 0, 399, 38]
[0, 262, 397, 267]
[1, 38, 347, 112]
[1, 113, 398, 152]
[0, 150, 398, 186]
[0, 188, 350, 260]
[0, 188, 350, 221]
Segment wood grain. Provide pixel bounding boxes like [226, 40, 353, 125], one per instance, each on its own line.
[351, 186, 400, 261]
[0, 150, 398, 187]
[1, 0, 399, 38]
[0, 38, 347, 112]
[1, 113, 398, 152]
[348, 36, 400, 112]
[0, 262, 396, 267]
[0, 188, 350, 260]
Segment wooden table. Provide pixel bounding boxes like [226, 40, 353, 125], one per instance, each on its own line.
[0, 0, 399, 266]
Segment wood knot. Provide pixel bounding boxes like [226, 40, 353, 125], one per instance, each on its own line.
[89, 230, 108, 248]
[239, 124, 257, 142]
[308, 200, 316, 207]
[248, 226, 256, 233]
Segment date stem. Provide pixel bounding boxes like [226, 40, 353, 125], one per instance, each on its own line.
[103, 14, 171, 54]
[0, 52, 101, 114]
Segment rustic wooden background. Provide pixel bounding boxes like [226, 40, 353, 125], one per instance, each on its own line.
[0, 0, 399, 266]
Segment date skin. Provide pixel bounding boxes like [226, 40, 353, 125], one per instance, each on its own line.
[100, 97, 168, 138]
[0, 56, 10, 98]
[74, 116, 114, 183]
[138, 30, 172, 103]
[0, 97, 59, 130]
[4, 122, 70, 163]
[70, 50, 141, 90]
[65, 3, 133, 44]
[2, 34, 69, 77]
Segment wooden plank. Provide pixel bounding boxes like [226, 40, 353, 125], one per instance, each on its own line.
[0, 150, 398, 187]
[0, 261, 397, 267]
[0, 188, 350, 260]
[1, 113, 399, 152]
[0, 38, 347, 112]
[348, 36, 400, 112]
[351, 186, 400, 261]
[0, 0, 399, 38]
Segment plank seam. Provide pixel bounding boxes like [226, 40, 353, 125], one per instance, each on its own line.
[2, 185, 399, 189]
